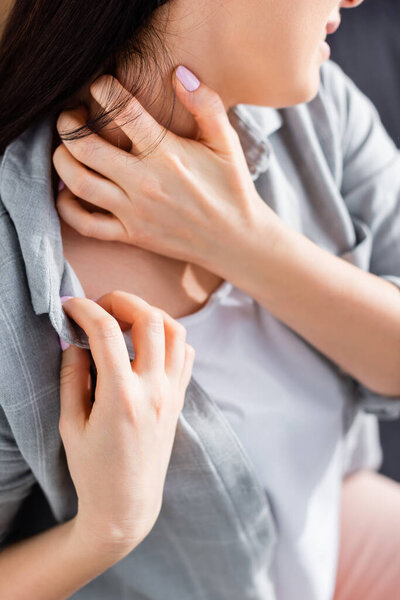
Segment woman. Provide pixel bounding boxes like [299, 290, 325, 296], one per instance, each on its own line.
[1, 1, 400, 599]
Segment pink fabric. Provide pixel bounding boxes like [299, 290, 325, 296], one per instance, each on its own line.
[333, 470, 400, 599]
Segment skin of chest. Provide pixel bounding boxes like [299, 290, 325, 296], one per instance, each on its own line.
[59, 214, 224, 320]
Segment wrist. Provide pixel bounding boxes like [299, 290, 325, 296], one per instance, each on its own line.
[216, 198, 288, 283]
[72, 513, 136, 564]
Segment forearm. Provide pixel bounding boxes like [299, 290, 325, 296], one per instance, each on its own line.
[0, 517, 129, 600]
[219, 211, 400, 396]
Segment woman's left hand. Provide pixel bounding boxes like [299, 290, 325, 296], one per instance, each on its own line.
[53, 66, 279, 271]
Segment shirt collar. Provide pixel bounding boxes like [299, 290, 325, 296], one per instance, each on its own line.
[228, 104, 283, 179]
[0, 104, 283, 345]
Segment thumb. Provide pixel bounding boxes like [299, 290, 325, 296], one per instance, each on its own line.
[173, 65, 235, 155]
[59, 344, 92, 433]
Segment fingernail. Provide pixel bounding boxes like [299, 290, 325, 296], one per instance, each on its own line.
[60, 295, 74, 305]
[59, 336, 70, 352]
[58, 179, 65, 192]
[176, 65, 200, 92]
[90, 296, 100, 302]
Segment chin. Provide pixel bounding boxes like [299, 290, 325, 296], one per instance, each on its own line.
[235, 68, 322, 109]
[289, 71, 322, 106]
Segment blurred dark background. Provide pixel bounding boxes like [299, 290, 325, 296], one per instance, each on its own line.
[331, 0, 400, 482]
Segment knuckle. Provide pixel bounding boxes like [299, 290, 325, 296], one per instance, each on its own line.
[139, 178, 167, 201]
[173, 322, 187, 341]
[142, 308, 164, 334]
[63, 132, 95, 162]
[52, 143, 64, 165]
[106, 289, 127, 302]
[164, 152, 186, 173]
[75, 218, 94, 238]
[150, 382, 165, 413]
[56, 113, 76, 135]
[58, 419, 67, 439]
[118, 390, 138, 420]
[103, 289, 151, 314]
[206, 91, 225, 116]
[58, 415, 73, 438]
[75, 137, 95, 161]
[72, 173, 93, 198]
[59, 363, 78, 385]
[93, 315, 121, 340]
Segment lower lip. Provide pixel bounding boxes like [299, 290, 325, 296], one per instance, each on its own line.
[319, 40, 331, 60]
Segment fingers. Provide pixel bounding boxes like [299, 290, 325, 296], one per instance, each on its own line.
[94, 291, 166, 377]
[56, 187, 129, 242]
[155, 307, 188, 380]
[94, 291, 192, 381]
[61, 297, 134, 386]
[59, 344, 92, 433]
[61, 292, 193, 403]
[89, 75, 171, 155]
[179, 343, 195, 395]
[56, 108, 135, 183]
[53, 142, 126, 213]
[173, 65, 237, 156]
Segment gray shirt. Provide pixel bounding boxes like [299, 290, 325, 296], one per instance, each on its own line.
[1, 59, 400, 599]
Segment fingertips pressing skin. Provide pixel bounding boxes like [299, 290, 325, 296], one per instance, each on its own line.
[173, 65, 235, 155]
[89, 75, 170, 155]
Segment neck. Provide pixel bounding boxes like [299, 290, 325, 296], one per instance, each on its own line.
[74, 3, 236, 152]
[79, 60, 233, 153]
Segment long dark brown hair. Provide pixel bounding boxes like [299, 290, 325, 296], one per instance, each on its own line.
[0, 0, 173, 156]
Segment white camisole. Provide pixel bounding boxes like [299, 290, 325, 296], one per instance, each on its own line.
[175, 278, 381, 600]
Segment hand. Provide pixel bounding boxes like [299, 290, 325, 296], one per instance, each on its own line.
[53, 65, 272, 271]
[58, 291, 195, 555]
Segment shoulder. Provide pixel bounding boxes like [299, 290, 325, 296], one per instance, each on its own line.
[272, 61, 352, 183]
[318, 59, 352, 118]
[316, 59, 375, 123]
[277, 60, 397, 184]
[317, 60, 397, 160]
[299, 60, 366, 147]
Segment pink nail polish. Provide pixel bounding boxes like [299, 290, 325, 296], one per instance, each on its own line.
[58, 179, 65, 192]
[60, 295, 74, 304]
[176, 65, 200, 92]
[59, 336, 70, 351]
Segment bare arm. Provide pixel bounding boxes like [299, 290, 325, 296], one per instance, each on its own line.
[219, 218, 400, 396]
[0, 516, 129, 600]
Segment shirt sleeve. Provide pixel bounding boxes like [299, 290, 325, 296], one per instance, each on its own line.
[0, 403, 37, 549]
[321, 60, 400, 419]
